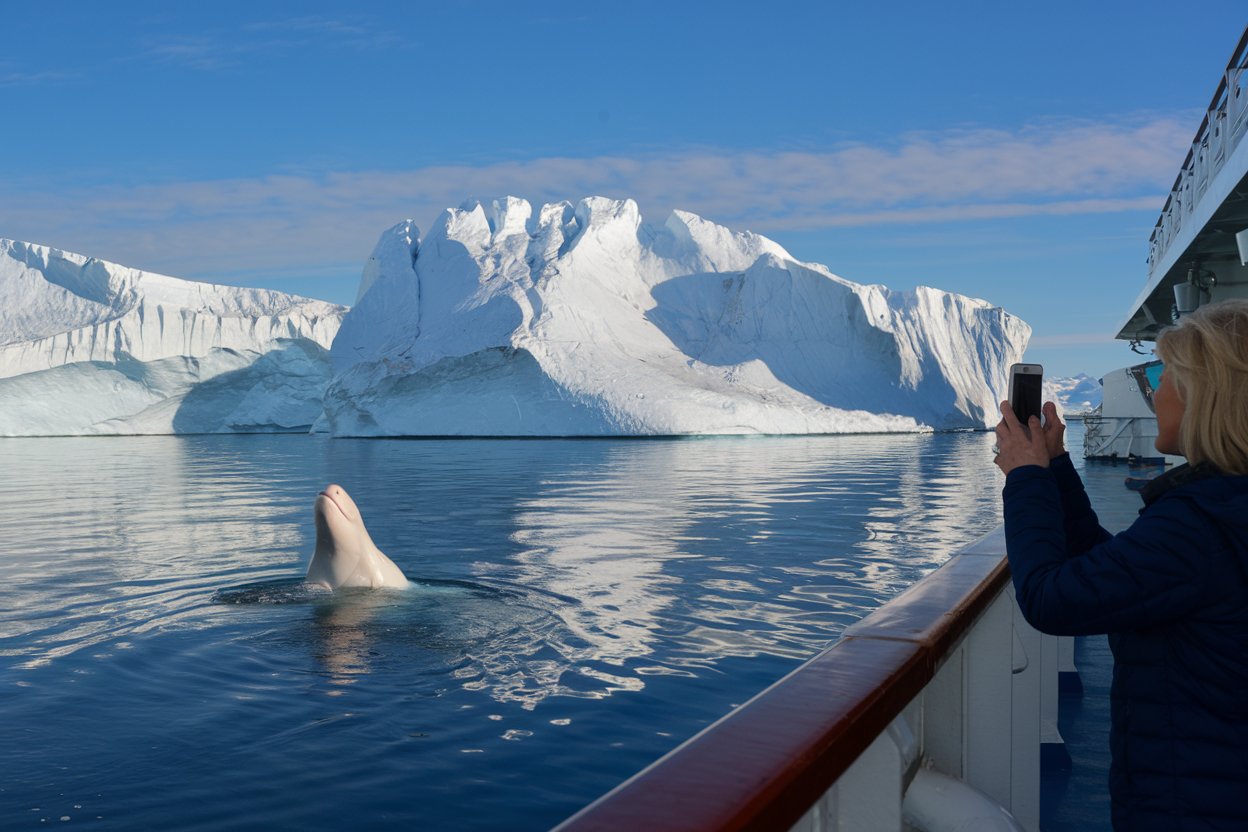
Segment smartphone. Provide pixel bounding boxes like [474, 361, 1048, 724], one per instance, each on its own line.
[1009, 363, 1044, 425]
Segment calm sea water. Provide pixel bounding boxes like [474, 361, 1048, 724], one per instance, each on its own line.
[0, 429, 1044, 829]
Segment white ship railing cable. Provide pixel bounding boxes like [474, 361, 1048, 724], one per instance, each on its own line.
[554, 526, 1070, 832]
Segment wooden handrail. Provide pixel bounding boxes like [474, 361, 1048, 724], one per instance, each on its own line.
[554, 532, 1012, 832]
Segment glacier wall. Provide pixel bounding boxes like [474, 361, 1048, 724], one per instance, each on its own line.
[324, 197, 1031, 436]
[0, 240, 345, 436]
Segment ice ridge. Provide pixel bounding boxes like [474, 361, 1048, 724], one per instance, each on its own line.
[0, 239, 346, 436]
[324, 196, 1030, 436]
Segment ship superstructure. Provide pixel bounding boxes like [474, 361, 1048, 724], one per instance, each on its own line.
[1089, 29, 1248, 461]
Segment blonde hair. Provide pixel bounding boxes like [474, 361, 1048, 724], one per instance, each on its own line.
[1155, 298, 1248, 474]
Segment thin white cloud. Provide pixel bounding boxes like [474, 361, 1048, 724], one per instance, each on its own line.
[765, 197, 1167, 231]
[144, 37, 236, 70]
[244, 15, 370, 35]
[242, 15, 402, 48]
[139, 14, 402, 69]
[0, 116, 1192, 284]
[0, 70, 75, 87]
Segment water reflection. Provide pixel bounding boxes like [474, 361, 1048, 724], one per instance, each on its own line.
[0, 433, 1005, 703]
[486, 433, 1005, 702]
[309, 589, 390, 686]
[5, 428, 1162, 831]
[0, 437, 310, 669]
[0, 432, 1012, 831]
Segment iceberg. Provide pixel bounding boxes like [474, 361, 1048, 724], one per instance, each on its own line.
[0, 239, 345, 436]
[325, 197, 1030, 436]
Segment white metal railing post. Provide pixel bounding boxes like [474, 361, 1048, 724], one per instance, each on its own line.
[1213, 111, 1226, 165]
[921, 640, 966, 781]
[1196, 140, 1207, 195]
[1231, 69, 1247, 137]
[963, 591, 1018, 813]
[1009, 597, 1043, 830]
[825, 723, 908, 830]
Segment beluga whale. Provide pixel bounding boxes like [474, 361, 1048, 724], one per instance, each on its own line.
[306, 484, 409, 590]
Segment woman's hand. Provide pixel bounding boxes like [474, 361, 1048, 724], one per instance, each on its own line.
[1039, 401, 1066, 460]
[994, 400, 1051, 475]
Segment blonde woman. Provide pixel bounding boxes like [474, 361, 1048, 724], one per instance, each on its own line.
[994, 298, 1248, 831]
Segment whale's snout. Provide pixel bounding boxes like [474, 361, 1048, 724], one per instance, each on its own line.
[316, 483, 361, 525]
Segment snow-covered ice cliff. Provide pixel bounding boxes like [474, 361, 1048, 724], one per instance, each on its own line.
[1047, 373, 1103, 414]
[0, 239, 345, 435]
[325, 196, 1030, 436]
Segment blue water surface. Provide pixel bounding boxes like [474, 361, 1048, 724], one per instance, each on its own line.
[0, 432, 1009, 830]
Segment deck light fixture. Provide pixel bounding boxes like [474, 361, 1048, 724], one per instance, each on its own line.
[1174, 275, 1202, 315]
[1175, 266, 1219, 318]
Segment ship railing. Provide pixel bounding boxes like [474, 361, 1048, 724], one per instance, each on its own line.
[1083, 414, 1141, 460]
[1147, 27, 1248, 276]
[1082, 411, 1106, 455]
[1232, 67, 1248, 143]
[555, 527, 1071, 832]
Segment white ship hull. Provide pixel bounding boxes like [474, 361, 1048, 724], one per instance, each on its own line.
[1082, 361, 1174, 462]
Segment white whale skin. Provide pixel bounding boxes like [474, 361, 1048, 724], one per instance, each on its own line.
[305, 483, 409, 590]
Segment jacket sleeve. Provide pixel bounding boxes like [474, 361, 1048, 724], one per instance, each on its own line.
[1003, 464, 1225, 636]
[1047, 453, 1113, 555]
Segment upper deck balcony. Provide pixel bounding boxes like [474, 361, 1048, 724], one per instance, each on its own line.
[1119, 27, 1248, 342]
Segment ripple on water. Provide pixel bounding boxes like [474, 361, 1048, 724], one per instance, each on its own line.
[0, 432, 1013, 830]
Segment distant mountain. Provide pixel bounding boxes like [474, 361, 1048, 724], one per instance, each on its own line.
[0, 239, 345, 435]
[1046, 373, 1103, 414]
[324, 196, 1032, 436]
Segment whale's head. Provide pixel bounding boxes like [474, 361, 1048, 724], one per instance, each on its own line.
[307, 484, 374, 589]
[306, 483, 408, 590]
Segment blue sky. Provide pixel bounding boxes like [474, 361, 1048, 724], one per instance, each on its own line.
[2, 1, 1245, 378]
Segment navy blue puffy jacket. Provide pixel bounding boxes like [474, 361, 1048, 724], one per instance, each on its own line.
[1003, 453, 1248, 831]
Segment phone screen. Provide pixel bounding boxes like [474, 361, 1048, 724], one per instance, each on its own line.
[1010, 365, 1043, 425]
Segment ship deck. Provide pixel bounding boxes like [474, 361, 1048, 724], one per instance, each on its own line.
[1042, 633, 1113, 830]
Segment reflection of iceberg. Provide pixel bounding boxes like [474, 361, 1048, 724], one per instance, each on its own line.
[476, 434, 1005, 707]
[0, 437, 305, 669]
[844, 432, 1006, 570]
[0, 433, 1007, 715]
